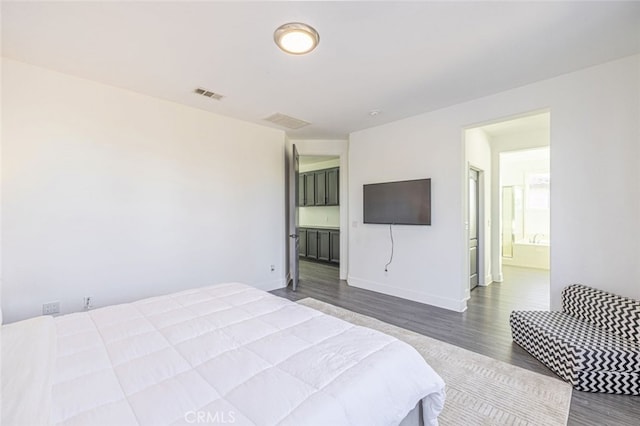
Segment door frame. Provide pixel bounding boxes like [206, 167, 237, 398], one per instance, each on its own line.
[287, 144, 300, 290]
[468, 167, 480, 292]
[466, 165, 486, 296]
[286, 140, 348, 281]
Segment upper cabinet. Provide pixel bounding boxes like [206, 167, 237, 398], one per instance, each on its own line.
[298, 167, 339, 207]
[315, 169, 326, 206]
[305, 173, 316, 207]
[326, 168, 339, 206]
[298, 174, 305, 206]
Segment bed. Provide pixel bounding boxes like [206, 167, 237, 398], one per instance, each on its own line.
[2, 282, 445, 425]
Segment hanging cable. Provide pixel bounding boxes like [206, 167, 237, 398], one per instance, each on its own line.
[384, 223, 394, 272]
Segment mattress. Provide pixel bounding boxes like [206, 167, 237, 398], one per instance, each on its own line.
[2, 282, 445, 426]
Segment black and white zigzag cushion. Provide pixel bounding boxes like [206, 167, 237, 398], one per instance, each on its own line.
[510, 311, 578, 384]
[577, 370, 640, 394]
[562, 284, 640, 343]
[511, 284, 640, 395]
[511, 311, 640, 372]
[510, 312, 640, 395]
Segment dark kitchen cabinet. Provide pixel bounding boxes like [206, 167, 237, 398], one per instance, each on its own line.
[297, 167, 339, 207]
[298, 227, 339, 265]
[327, 168, 339, 206]
[318, 230, 330, 261]
[315, 170, 327, 205]
[298, 229, 307, 257]
[304, 173, 315, 207]
[306, 229, 318, 259]
[298, 174, 306, 207]
[330, 231, 340, 263]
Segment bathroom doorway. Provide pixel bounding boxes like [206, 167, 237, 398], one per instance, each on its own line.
[464, 111, 550, 308]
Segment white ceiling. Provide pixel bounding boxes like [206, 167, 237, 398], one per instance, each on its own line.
[481, 112, 550, 139]
[501, 146, 550, 164]
[2, 1, 639, 139]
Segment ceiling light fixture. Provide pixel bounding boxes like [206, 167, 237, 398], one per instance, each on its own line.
[274, 22, 320, 55]
[369, 110, 381, 116]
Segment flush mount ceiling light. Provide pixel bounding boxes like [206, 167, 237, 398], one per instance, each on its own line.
[274, 22, 320, 55]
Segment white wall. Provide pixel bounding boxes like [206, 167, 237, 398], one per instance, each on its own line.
[349, 116, 467, 311]
[0, 55, 3, 324]
[349, 54, 640, 311]
[1, 59, 287, 322]
[288, 139, 349, 280]
[299, 207, 340, 228]
[465, 128, 492, 291]
[490, 128, 550, 153]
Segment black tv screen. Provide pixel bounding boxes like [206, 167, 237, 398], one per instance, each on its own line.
[363, 178, 431, 225]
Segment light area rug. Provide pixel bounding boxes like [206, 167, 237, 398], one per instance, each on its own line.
[298, 298, 572, 426]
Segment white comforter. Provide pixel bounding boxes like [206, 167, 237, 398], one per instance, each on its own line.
[2, 283, 445, 426]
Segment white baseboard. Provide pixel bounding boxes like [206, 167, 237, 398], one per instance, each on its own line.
[480, 274, 493, 286]
[253, 279, 286, 292]
[347, 276, 467, 312]
[493, 273, 504, 283]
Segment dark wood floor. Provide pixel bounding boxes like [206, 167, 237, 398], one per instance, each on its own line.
[272, 260, 639, 426]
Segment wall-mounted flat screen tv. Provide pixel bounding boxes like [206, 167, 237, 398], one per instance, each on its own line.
[363, 178, 431, 225]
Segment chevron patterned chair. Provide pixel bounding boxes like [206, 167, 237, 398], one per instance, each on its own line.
[510, 284, 640, 395]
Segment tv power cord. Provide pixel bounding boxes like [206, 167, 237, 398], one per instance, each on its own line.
[384, 223, 394, 272]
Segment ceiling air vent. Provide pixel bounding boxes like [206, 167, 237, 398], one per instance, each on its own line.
[194, 87, 224, 100]
[263, 113, 310, 130]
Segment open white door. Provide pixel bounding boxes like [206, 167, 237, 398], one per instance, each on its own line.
[288, 144, 300, 290]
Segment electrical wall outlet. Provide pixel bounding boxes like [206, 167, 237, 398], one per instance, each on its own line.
[42, 301, 60, 315]
[83, 296, 93, 310]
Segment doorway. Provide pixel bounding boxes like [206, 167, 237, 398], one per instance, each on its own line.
[464, 111, 551, 307]
[293, 154, 341, 289]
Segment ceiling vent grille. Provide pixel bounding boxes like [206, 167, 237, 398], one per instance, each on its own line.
[194, 87, 224, 100]
[263, 113, 310, 129]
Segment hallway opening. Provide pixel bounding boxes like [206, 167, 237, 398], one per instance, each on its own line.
[464, 111, 550, 304]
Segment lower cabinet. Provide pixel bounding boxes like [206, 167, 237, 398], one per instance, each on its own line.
[298, 227, 339, 265]
[306, 230, 318, 259]
[330, 231, 340, 263]
[298, 229, 307, 257]
[318, 230, 330, 262]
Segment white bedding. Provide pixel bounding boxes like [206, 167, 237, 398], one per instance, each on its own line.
[2, 283, 445, 426]
[2, 316, 57, 426]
